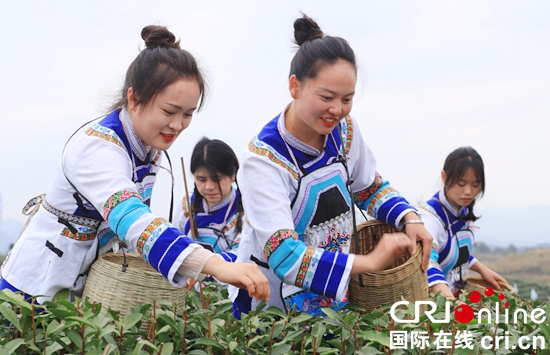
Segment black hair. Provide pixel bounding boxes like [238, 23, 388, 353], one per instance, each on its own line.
[110, 25, 207, 111]
[442, 146, 485, 221]
[289, 14, 357, 81]
[190, 137, 243, 236]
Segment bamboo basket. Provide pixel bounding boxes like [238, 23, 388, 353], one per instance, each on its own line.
[349, 220, 429, 311]
[463, 275, 516, 294]
[82, 252, 186, 318]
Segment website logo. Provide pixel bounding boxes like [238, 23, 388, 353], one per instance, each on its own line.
[388, 286, 547, 351]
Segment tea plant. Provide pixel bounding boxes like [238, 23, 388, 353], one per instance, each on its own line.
[0, 283, 547, 354]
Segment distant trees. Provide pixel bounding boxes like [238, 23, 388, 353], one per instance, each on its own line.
[475, 242, 518, 255]
[475, 242, 491, 253]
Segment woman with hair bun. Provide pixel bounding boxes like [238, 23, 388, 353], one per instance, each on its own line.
[230, 14, 433, 317]
[421, 146, 506, 299]
[0, 25, 269, 303]
[173, 137, 243, 265]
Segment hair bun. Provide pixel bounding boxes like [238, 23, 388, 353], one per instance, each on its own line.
[293, 14, 324, 46]
[141, 25, 181, 49]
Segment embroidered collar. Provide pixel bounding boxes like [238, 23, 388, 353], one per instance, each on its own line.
[437, 190, 467, 217]
[202, 188, 236, 214]
[277, 107, 328, 157]
[120, 107, 150, 161]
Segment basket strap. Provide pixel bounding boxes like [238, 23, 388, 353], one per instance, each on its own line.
[335, 123, 368, 287]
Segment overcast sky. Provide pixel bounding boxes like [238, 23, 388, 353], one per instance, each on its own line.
[1, 1, 549, 233]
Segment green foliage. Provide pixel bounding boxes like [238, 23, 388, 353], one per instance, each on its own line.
[0, 284, 547, 354]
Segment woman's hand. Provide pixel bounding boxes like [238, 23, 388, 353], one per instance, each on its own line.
[352, 232, 413, 274]
[202, 257, 270, 301]
[403, 215, 434, 272]
[472, 261, 507, 291]
[185, 278, 198, 292]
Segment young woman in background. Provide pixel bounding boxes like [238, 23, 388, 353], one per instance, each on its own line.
[421, 146, 506, 299]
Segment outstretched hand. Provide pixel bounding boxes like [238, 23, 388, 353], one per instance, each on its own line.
[480, 267, 507, 291]
[202, 257, 270, 301]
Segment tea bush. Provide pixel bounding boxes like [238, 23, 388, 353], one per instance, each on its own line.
[0, 283, 547, 354]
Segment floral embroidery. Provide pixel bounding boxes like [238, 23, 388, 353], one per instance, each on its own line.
[342, 116, 353, 155]
[318, 225, 350, 252]
[296, 246, 315, 288]
[248, 140, 300, 180]
[103, 190, 143, 220]
[85, 124, 127, 152]
[222, 212, 244, 233]
[303, 248, 324, 290]
[137, 218, 166, 256]
[264, 229, 299, 260]
[366, 187, 400, 216]
[61, 227, 96, 241]
[354, 171, 384, 203]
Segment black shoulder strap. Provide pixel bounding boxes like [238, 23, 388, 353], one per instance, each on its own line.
[162, 150, 174, 224]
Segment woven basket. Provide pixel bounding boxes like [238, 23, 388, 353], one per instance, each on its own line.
[82, 252, 186, 318]
[349, 220, 429, 311]
[463, 275, 516, 294]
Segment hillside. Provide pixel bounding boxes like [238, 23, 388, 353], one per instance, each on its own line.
[474, 248, 550, 301]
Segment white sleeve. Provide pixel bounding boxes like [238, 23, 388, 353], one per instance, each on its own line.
[238, 152, 296, 246]
[172, 194, 190, 234]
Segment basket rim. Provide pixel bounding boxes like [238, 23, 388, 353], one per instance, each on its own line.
[357, 219, 395, 229]
[97, 252, 161, 276]
[464, 275, 516, 292]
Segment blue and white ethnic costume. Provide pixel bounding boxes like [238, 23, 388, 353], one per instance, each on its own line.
[0, 108, 212, 303]
[229, 110, 417, 316]
[420, 190, 478, 296]
[173, 189, 242, 262]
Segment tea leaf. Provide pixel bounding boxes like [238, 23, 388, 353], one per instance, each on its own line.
[49, 308, 75, 319]
[270, 343, 292, 355]
[539, 323, 550, 343]
[44, 342, 64, 355]
[159, 342, 174, 355]
[66, 315, 98, 330]
[98, 325, 117, 339]
[359, 330, 390, 347]
[121, 313, 143, 330]
[52, 288, 71, 302]
[193, 337, 224, 349]
[65, 328, 83, 349]
[2, 338, 25, 354]
[0, 289, 32, 310]
[0, 303, 21, 332]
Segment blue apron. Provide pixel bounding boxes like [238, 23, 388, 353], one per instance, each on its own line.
[282, 160, 353, 316]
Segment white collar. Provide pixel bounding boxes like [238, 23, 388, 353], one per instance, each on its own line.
[202, 188, 236, 214]
[437, 190, 464, 217]
[120, 107, 150, 161]
[277, 106, 328, 157]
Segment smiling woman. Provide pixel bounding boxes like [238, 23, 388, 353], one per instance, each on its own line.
[127, 78, 200, 149]
[229, 14, 433, 318]
[0, 25, 269, 304]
